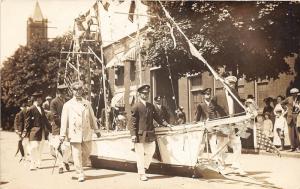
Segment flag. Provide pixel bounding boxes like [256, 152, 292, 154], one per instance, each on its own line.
[128, 0, 136, 22]
[256, 128, 281, 157]
[166, 22, 176, 49]
[102, 0, 110, 11]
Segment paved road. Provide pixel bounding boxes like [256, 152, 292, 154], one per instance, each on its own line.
[1, 131, 299, 189]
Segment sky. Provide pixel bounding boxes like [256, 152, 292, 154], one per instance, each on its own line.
[0, 0, 148, 64]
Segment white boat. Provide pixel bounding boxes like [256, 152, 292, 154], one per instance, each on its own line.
[90, 114, 252, 177]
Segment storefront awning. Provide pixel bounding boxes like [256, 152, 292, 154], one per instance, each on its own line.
[105, 47, 138, 69]
[111, 91, 136, 108]
[106, 52, 124, 68]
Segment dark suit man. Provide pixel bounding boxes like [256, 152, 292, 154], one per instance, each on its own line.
[195, 88, 219, 122]
[282, 88, 300, 152]
[23, 91, 51, 170]
[153, 96, 170, 124]
[194, 88, 221, 163]
[50, 84, 71, 174]
[213, 76, 246, 175]
[129, 84, 170, 181]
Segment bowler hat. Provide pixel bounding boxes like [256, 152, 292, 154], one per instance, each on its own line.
[57, 84, 68, 90]
[245, 98, 254, 104]
[200, 88, 212, 95]
[137, 84, 150, 93]
[32, 91, 43, 97]
[290, 88, 299, 94]
[154, 96, 162, 101]
[225, 76, 237, 84]
[46, 96, 52, 100]
[71, 81, 84, 90]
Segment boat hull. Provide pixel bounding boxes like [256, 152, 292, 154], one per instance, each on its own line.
[90, 156, 202, 177]
[90, 114, 251, 177]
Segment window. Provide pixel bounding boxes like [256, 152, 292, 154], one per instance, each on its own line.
[115, 66, 124, 86]
[130, 61, 136, 82]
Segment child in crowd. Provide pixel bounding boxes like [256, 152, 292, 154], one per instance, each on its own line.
[273, 109, 287, 151]
[263, 112, 274, 142]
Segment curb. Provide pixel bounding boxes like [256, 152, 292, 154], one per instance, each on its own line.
[242, 148, 300, 158]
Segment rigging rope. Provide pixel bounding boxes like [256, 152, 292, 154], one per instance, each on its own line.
[158, 1, 247, 112]
[164, 45, 178, 109]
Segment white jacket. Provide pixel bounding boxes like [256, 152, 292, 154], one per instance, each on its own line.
[60, 97, 98, 143]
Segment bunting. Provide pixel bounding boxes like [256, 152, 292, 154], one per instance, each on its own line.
[102, 0, 110, 11]
[128, 0, 136, 22]
[73, 1, 102, 45]
[166, 22, 176, 49]
[256, 129, 281, 157]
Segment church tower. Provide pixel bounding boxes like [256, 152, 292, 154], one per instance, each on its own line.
[27, 1, 48, 45]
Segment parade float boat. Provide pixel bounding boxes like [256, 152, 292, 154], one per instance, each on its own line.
[58, 0, 254, 178]
[90, 114, 251, 177]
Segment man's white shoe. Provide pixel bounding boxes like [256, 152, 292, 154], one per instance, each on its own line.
[234, 168, 246, 176]
[78, 175, 85, 182]
[29, 164, 36, 171]
[139, 174, 148, 181]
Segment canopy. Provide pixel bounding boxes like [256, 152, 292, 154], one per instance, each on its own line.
[110, 91, 136, 108]
[105, 47, 138, 68]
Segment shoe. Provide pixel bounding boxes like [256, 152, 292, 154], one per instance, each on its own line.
[219, 169, 232, 175]
[139, 174, 148, 181]
[64, 162, 70, 171]
[234, 168, 246, 176]
[58, 167, 64, 174]
[36, 161, 41, 169]
[78, 175, 85, 182]
[289, 148, 296, 152]
[29, 164, 36, 171]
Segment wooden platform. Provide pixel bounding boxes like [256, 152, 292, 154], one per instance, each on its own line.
[90, 156, 203, 178]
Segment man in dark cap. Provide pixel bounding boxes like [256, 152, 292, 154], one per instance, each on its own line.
[60, 81, 101, 182]
[194, 88, 220, 162]
[50, 84, 71, 174]
[23, 91, 52, 170]
[129, 84, 171, 181]
[153, 96, 170, 125]
[195, 88, 218, 122]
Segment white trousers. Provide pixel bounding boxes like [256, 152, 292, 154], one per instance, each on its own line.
[217, 133, 242, 169]
[22, 137, 30, 159]
[29, 139, 45, 167]
[199, 133, 218, 160]
[134, 142, 156, 175]
[52, 135, 72, 168]
[209, 133, 218, 160]
[71, 141, 92, 176]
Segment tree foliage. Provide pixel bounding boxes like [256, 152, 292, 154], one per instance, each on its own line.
[143, 1, 300, 81]
[1, 34, 72, 109]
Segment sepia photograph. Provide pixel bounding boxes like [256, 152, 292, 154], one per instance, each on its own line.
[1, 0, 300, 189]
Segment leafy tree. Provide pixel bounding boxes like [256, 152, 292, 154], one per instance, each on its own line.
[1, 34, 72, 129]
[143, 1, 300, 81]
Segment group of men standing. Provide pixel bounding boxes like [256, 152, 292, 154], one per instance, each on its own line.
[13, 74, 252, 182]
[14, 81, 101, 182]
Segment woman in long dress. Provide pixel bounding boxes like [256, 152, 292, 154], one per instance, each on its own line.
[273, 96, 290, 150]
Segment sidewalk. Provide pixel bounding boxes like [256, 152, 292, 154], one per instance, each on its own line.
[242, 148, 300, 158]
